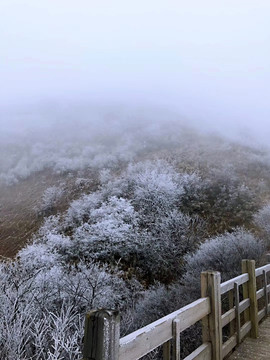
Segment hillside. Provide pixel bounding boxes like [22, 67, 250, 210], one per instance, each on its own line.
[0, 169, 99, 257]
[1, 113, 270, 359]
[1, 116, 270, 258]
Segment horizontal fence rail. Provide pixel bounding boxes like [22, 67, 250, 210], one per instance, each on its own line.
[83, 257, 270, 360]
[119, 297, 210, 360]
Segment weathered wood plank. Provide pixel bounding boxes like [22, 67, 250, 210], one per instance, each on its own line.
[242, 260, 258, 338]
[201, 271, 222, 360]
[239, 298, 250, 314]
[228, 317, 270, 360]
[263, 270, 268, 317]
[234, 283, 240, 344]
[242, 261, 250, 326]
[184, 343, 211, 360]
[222, 308, 235, 328]
[163, 341, 171, 360]
[83, 309, 120, 360]
[256, 287, 264, 300]
[255, 264, 270, 277]
[174, 298, 211, 331]
[222, 335, 237, 358]
[222, 321, 252, 358]
[221, 298, 250, 328]
[239, 321, 252, 342]
[228, 289, 235, 337]
[220, 274, 249, 295]
[258, 308, 266, 322]
[172, 319, 180, 360]
[119, 297, 210, 360]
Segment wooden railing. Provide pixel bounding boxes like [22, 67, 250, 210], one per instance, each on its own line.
[82, 259, 270, 360]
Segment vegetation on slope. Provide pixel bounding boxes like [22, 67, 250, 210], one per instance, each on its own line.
[1, 111, 270, 359]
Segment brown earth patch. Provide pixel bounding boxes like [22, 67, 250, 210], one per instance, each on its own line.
[0, 169, 99, 257]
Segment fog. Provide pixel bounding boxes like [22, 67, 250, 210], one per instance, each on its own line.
[2, 4, 270, 355]
[0, 0, 270, 142]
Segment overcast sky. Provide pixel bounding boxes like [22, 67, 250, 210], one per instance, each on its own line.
[0, 0, 269, 141]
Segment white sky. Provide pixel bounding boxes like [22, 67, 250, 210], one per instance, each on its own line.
[0, 0, 270, 141]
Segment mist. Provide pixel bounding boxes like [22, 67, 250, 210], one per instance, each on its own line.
[0, 0, 270, 143]
[2, 4, 270, 357]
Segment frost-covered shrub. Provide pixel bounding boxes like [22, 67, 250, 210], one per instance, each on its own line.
[99, 168, 112, 185]
[33, 161, 206, 283]
[60, 185, 204, 283]
[181, 174, 258, 234]
[131, 282, 201, 359]
[65, 192, 103, 227]
[254, 204, 270, 244]
[19, 235, 72, 266]
[36, 185, 65, 216]
[0, 298, 83, 360]
[131, 211, 205, 283]
[74, 177, 91, 189]
[128, 161, 183, 218]
[151, 211, 205, 254]
[73, 196, 141, 261]
[0, 109, 190, 185]
[37, 215, 65, 237]
[0, 243, 139, 360]
[183, 228, 265, 298]
[26, 159, 260, 288]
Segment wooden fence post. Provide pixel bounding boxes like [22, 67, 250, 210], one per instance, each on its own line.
[163, 341, 171, 360]
[263, 270, 269, 317]
[83, 309, 120, 360]
[242, 260, 258, 338]
[201, 271, 222, 360]
[172, 319, 181, 360]
[228, 289, 235, 337]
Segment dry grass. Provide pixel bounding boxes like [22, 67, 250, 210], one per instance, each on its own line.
[0, 169, 99, 257]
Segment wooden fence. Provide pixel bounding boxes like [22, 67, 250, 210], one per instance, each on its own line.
[82, 259, 270, 360]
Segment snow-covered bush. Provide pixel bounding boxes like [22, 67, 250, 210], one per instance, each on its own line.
[254, 204, 270, 244]
[181, 174, 258, 234]
[36, 186, 65, 216]
[0, 242, 140, 360]
[127, 161, 183, 220]
[39, 161, 204, 283]
[65, 192, 103, 227]
[131, 282, 201, 359]
[129, 210, 205, 283]
[183, 228, 265, 298]
[73, 196, 141, 261]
